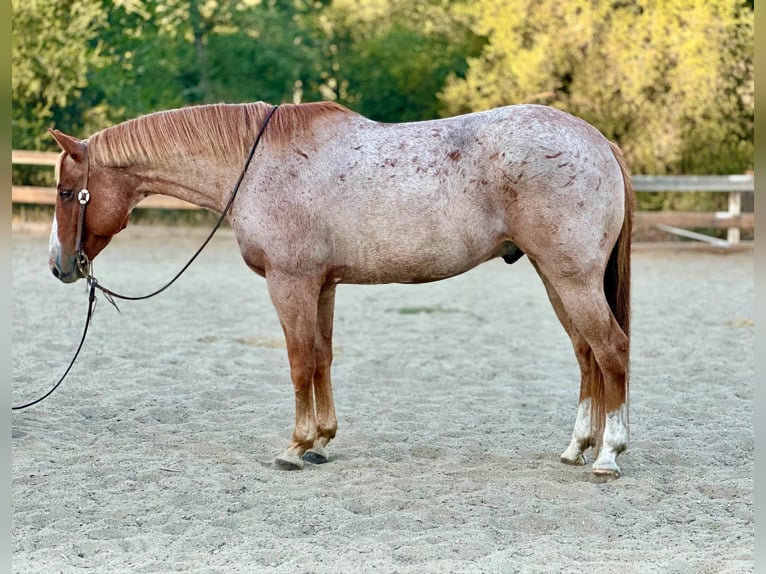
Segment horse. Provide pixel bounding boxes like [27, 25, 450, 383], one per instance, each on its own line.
[47, 101, 633, 478]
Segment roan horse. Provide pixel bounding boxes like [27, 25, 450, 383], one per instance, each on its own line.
[48, 101, 633, 478]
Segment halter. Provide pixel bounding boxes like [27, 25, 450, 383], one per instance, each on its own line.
[13, 104, 280, 410]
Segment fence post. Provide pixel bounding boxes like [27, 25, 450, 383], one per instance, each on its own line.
[727, 191, 742, 245]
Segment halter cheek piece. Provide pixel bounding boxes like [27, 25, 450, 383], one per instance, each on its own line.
[75, 189, 91, 276]
[74, 144, 92, 277]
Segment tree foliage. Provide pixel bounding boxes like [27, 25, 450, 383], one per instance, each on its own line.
[315, 0, 482, 121]
[93, 0, 329, 120]
[440, 0, 753, 175]
[12, 0, 753, 181]
[12, 0, 111, 148]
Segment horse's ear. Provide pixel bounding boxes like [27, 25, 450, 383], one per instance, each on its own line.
[48, 128, 87, 163]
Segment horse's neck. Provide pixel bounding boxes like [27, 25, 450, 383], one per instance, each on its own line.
[135, 159, 241, 214]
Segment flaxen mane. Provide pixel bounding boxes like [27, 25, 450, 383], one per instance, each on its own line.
[89, 101, 353, 168]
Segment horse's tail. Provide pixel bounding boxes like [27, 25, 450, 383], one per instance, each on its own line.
[606, 141, 633, 339]
[591, 141, 633, 453]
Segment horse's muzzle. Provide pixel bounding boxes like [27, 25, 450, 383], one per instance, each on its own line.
[50, 258, 84, 284]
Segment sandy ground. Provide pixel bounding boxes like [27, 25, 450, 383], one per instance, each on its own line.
[12, 224, 753, 573]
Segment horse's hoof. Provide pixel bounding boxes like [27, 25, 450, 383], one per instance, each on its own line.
[274, 452, 304, 471]
[560, 454, 587, 466]
[591, 467, 621, 481]
[302, 447, 329, 465]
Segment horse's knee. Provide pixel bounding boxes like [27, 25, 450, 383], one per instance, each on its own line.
[288, 356, 316, 389]
[314, 355, 332, 377]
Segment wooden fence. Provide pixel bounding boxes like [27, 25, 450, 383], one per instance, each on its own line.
[631, 174, 753, 247]
[12, 150, 754, 247]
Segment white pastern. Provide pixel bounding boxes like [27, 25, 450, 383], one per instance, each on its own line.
[592, 404, 628, 476]
[560, 398, 592, 464]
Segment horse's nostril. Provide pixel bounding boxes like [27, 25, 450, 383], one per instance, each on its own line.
[51, 266, 60, 279]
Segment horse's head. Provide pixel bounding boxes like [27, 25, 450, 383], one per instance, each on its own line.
[48, 129, 136, 283]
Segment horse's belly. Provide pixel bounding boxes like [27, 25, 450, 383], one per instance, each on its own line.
[333, 260, 480, 285]
[331, 235, 500, 285]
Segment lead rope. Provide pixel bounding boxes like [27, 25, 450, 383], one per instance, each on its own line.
[11, 280, 99, 410]
[12, 104, 279, 410]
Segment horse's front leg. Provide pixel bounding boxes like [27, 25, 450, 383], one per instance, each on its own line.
[266, 272, 322, 470]
[302, 285, 338, 465]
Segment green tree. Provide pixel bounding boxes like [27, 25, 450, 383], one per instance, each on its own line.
[12, 0, 111, 149]
[203, 0, 330, 105]
[13, 0, 482, 144]
[92, 0, 330, 120]
[316, 0, 483, 121]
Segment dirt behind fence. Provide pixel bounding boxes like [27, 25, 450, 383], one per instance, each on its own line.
[12, 224, 753, 573]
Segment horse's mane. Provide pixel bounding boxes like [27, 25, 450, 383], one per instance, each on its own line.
[88, 101, 353, 168]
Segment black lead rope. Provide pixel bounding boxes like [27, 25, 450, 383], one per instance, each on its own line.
[12, 279, 99, 411]
[12, 104, 279, 411]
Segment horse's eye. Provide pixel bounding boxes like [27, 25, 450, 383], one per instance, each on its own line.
[59, 189, 74, 200]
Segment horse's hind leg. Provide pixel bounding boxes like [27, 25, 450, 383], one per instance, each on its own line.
[266, 272, 322, 470]
[530, 260, 595, 465]
[302, 285, 338, 465]
[535, 263, 629, 478]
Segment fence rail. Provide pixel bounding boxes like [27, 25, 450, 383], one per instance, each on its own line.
[632, 176, 753, 246]
[12, 150, 754, 246]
